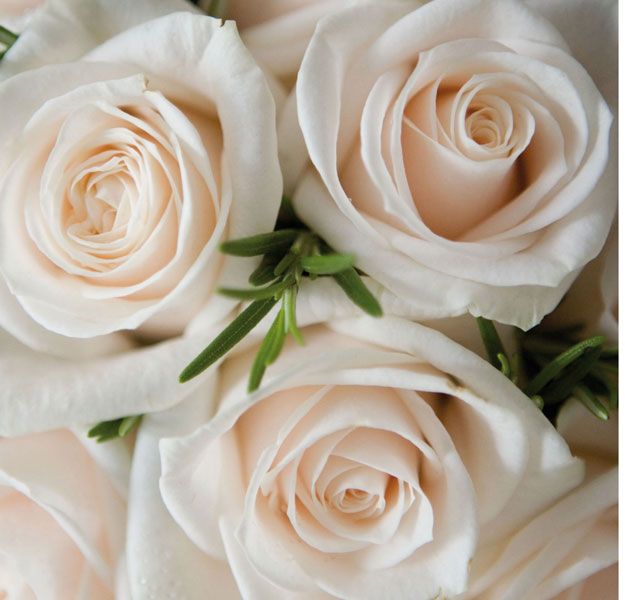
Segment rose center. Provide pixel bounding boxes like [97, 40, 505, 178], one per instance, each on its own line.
[331, 486, 385, 515]
[466, 103, 506, 148]
[66, 153, 138, 241]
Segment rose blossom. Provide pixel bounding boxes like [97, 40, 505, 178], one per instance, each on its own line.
[291, 0, 615, 329]
[155, 315, 582, 599]
[0, 0, 281, 355]
[0, 428, 130, 598]
[463, 399, 617, 599]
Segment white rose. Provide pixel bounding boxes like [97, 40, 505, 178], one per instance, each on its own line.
[155, 315, 582, 599]
[0, 428, 130, 598]
[292, 0, 615, 329]
[0, 0, 281, 355]
[464, 400, 617, 599]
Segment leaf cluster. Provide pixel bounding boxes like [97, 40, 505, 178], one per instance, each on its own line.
[180, 202, 382, 391]
[477, 318, 618, 421]
[522, 327, 617, 421]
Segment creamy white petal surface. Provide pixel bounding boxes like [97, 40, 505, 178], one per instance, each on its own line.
[0, 0, 41, 32]
[0, 429, 129, 599]
[0, 0, 40, 15]
[542, 226, 618, 344]
[464, 400, 617, 599]
[292, 0, 615, 329]
[125, 388, 240, 600]
[159, 316, 582, 599]
[237, 1, 354, 81]
[0, 317, 223, 435]
[0, 3, 281, 352]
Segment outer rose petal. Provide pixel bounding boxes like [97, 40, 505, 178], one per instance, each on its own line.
[0, 0, 196, 78]
[240, 1, 354, 81]
[525, 0, 617, 110]
[463, 401, 618, 599]
[0, 319, 225, 435]
[541, 225, 618, 344]
[0, 0, 41, 31]
[0, 430, 129, 598]
[0, 0, 41, 15]
[126, 387, 240, 600]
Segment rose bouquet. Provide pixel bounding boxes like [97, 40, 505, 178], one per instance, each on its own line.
[0, 0, 618, 599]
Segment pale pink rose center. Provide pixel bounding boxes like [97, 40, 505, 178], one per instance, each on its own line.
[340, 39, 580, 243]
[234, 385, 463, 569]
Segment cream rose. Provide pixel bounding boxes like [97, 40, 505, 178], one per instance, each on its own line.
[157, 316, 582, 599]
[0, 428, 129, 598]
[292, 0, 615, 329]
[0, 0, 281, 354]
[464, 400, 617, 599]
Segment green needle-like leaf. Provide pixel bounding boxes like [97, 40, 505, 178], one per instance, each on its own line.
[118, 415, 142, 437]
[509, 353, 520, 385]
[87, 415, 142, 443]
[525, 335, 604, 397]
[332, 268, 382, 317]
[218, 279, 289, 301]
[476, 317, 509, 372]
[88, 420, 121, 442]
[179, 297, 278, 383]
[0, 26, 17, 45]
[220, 230, 302, 257]
[273, 252, 299, 277]
[530, 395, 545, 410]
[248, 308, 286, 392]
[540, 345, 603, 405]
[574, 385, 609, 421]
[588, 365, 618, 410]
[301, 254, 355, 275]
[249, 256, 281, 287]
[284, 286, 304, 345]
[497, 352, 511, 378]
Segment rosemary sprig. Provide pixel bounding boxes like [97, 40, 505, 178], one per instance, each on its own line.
[179, 198, 382, 392]
[89, 199, 379, 442]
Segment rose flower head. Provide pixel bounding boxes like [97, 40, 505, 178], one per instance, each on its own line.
[159, 316, 583, 599]
[0, 0, 282, 354]
[293, 0, 615, 329]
